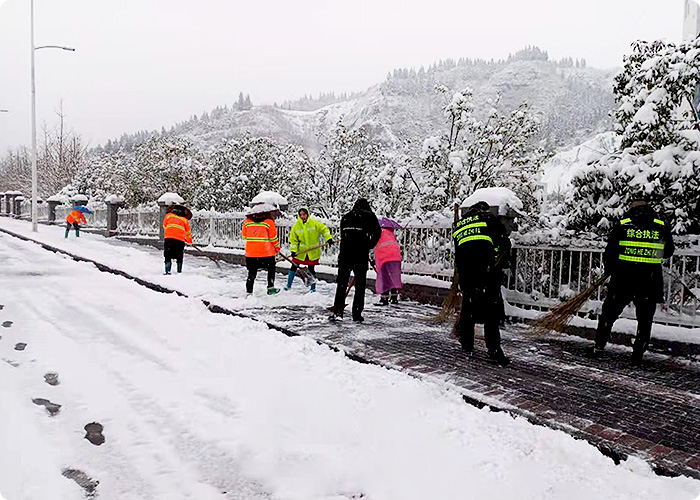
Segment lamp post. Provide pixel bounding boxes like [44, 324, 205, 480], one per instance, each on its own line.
[30, 0, 75, 232]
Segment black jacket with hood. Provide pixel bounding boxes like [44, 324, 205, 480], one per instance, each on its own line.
[338, 198, 382, 264]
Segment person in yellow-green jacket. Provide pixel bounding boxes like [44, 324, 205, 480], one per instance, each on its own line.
[285, 207, 334, 292]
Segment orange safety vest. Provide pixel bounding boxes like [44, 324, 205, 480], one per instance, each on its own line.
[66, 209, 87, 225]
[163, 213, 193, 243]
[242, 218, 280, 257]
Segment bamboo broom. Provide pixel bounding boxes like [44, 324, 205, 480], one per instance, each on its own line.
[528, 274, 609, 335]
[433, 203, 462, 324]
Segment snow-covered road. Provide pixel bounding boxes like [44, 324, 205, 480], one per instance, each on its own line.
[1, 224, 699, 500]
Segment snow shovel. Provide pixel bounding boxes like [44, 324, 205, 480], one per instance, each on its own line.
[190, 244, 222, 270]
[277, 252, 317, 287]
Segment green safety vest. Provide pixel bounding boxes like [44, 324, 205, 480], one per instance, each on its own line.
[617, 217, 666, 264]
[453, 214, 493, 247]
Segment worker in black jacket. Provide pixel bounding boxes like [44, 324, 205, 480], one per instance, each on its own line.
[332, 198, 382, 322]
[586, 200, 674, 365]
[453, 201, 512, 366]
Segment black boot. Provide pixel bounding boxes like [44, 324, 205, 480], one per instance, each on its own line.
[376, 296, 389, 306]
[487, 347, 510, 367]
[585, 346, 605, 359]
[631, 350, 644, 367]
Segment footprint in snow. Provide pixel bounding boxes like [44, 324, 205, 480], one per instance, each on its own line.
[62, 469, 99, 498]
[14, 343, 27, 351]
[2, 321, 12, 328]
[32, 398, 62, 416]
[84, 422, 105, 446]
[0, 305, 4, 310]
[44, 372, 60, 386]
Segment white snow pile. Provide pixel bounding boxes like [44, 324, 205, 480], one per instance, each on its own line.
[462, 187, 524, 215]
[71, 194, 89, 202]
[251, 190, 288, 208]
[104, 194, 124, 204]
[157, 192, 184, 205]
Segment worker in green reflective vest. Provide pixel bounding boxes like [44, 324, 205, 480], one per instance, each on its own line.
[587, 200, 674, 366]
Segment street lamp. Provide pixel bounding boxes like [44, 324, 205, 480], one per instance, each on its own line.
[30, 0, 75, 232]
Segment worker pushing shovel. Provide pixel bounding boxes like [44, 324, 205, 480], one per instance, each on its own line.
[284, 206, 334, 292]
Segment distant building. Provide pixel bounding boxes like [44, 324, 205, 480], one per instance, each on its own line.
[684, 0, 700, 41]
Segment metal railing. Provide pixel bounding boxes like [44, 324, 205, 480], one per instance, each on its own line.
[108, 208, 700, 329]
[504, 245, 700, 328]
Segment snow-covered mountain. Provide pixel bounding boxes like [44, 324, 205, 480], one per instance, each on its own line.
[103, 48, 617, 156]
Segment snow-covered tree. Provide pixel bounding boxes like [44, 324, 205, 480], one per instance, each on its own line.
[74, 148, 131, 202]
[567, 38, 700, 234]
[372, 154, 422, 218]
[127, 136, 204, 206]
[195, 135, 309, 211]
[301, 120, 386, 219]
[419, 87, 548, 215]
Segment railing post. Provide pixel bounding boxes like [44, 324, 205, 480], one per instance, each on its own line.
[105, 195, 125, 237]
[209, 206, 215, 246]
[13, 196, 24, 217]
[46, 195, 61, 223]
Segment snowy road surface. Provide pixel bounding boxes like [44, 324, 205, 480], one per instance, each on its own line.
[0, 225, 699, 499]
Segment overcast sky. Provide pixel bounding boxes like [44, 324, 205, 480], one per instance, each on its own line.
[0, 0, 684, 153]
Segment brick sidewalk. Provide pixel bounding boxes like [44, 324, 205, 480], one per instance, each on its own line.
[250, 301, 700, 480]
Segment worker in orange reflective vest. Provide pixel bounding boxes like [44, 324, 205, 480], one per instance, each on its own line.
[65, 208, 88, 238]
[162, 204, 193, 275]
[242, 204, 281, 296]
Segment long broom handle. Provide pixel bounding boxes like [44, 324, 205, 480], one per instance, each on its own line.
[190, 243, 222, 269]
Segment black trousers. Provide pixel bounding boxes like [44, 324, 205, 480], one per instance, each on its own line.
[456, 274, 503, 353]
[246, 256, 276, 293]
[595, 284, 657, 354]
[333, 258, 368, 318]
[291, 263, 316, 276]
[163, 238, 185, 264]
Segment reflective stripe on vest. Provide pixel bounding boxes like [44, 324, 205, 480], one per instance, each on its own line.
[617, 217, 664, 264]
[456, 234, 493, 246]
[619, 255, 662, 264]
[453, 222, 487, 240]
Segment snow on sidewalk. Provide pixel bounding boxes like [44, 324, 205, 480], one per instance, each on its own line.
[0, 226, 699, 498]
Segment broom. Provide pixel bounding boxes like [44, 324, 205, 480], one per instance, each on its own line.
[433, 203, 462, 324]
[528, 274, 609, 335]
